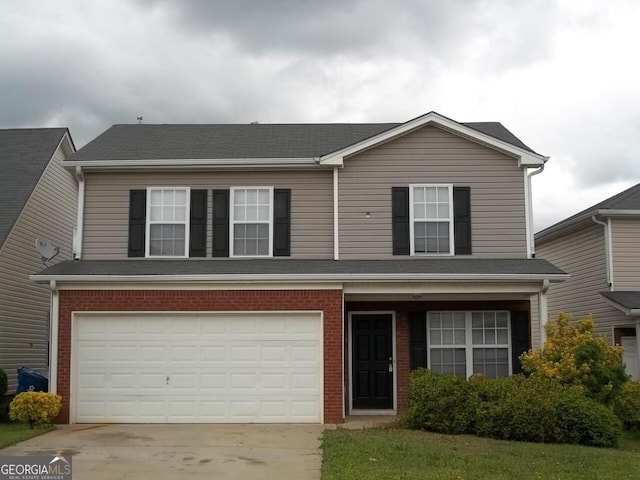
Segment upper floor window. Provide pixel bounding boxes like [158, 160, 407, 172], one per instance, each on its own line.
[410, 185, 454, 255]
[146, 187, 190, 257]
[230, 187, 273, 257]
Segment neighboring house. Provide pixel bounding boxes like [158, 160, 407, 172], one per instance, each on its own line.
[32, 112, 566, 424]
[533, 183, 640, 379]
[0, 128, 77, 393]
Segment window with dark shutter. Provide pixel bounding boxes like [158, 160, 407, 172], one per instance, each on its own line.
[128, 190, 146, 257]
[189, 190, 207, 257]
[453, 186, 472, 255]
[273, 189, 291, 256]
[392, 187, 410, 255]
[409, 311, 427, 370]
[212, 189, 230, 257]
[510, 311, 530, 374]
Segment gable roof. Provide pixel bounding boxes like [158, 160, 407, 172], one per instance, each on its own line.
[536, 182, 640, 242]
[0, 128, 71, 247]
[67, 112, 543, 168]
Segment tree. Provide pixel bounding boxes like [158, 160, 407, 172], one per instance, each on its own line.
[520, 312, 628, 404]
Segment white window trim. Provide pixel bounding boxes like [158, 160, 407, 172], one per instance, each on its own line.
[145, 187, 191, 258]
[426, 311, 512, 378]
[409, 184, 455, 256]
[229, 186, 274, 258]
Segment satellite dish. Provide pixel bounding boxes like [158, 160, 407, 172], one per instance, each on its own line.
[35, 238, 60, 265]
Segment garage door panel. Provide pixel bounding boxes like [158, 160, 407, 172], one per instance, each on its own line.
[75, 312, 322, 423]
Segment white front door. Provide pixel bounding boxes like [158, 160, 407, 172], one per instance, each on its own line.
[73, 312, 323, 423]
[621, 336, 638, 379]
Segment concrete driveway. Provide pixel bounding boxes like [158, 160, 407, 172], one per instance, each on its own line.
[2, 424, 325, 479]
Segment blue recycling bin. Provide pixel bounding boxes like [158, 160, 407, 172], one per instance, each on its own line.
[16, 367, 49, 394]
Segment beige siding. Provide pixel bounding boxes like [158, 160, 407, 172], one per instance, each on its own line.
[82, 171, 333, 259]
[611, 217, 640, 289]
[338, 125, 527, 259]
[0, 145, 77, 392]
[532, 223, 625, 347]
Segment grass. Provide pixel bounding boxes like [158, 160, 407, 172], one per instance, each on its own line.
[321, 427, 640, 480]
[0, 423, 55, 449]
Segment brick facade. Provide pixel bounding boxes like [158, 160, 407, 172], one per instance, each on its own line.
[57, 289, 344, 424]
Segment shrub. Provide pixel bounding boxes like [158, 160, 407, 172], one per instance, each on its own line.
[405, 369, 479, 434]
[555, 395, 622, 447]
[613, 380, 640, 431]
[0, 369, 7, 397]
[520, 313, 627, 404]
[9, 392, 62, 428]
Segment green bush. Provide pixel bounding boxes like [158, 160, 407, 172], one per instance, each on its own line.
[9, 392, 62, 428]
[555, 394, 622, 447]
[0, 369, 7, 397]
[613, 380, 640, 431]
[405, 369, 479, 434]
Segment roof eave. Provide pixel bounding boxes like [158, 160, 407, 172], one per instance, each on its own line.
[319, 112, 547, 167]
[536, 208, 640, 243]
[600, 293, 640, 316]
[63, 157, 323, 171]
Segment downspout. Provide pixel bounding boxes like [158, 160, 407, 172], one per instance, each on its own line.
[526, 165, 545, 258]
[333, 167, 340, 260]
[539, 278, 550, 346]
[74, 166, 85, 260]
[592, 215, 613, 289]
[49, 280, 59, 394]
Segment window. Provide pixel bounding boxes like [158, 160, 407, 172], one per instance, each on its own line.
[427, 311, 510, 378]
[410, 185, 454, 255]
[230, 187, 273, 257]
[146, 187, 190, 257]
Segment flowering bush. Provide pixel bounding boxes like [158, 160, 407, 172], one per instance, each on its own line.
[9, 392, 62, 428]
[520, 313, 627, 404]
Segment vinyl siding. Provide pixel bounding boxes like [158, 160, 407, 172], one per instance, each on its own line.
[532, 223, 625, 347]
[82, 171, 333, 259]
[611, 217, 640, 289]
[338, 125, 528, 259]
[0, 145, 77, 392]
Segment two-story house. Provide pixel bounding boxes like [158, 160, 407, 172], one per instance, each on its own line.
[0, 128, 77, 393]
[534, 183, 640, 379]
[33, 112, 566, 424]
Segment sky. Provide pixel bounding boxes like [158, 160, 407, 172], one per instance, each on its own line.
[1, 0, 640, 231]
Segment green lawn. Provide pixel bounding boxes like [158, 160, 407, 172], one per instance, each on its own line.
[321, 428, 640, 480]
[0, 423, 55, 449]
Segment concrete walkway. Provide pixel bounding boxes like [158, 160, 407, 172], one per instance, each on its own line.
[2, 424, 325, 479]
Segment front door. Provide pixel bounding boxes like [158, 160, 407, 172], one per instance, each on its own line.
[351, 313, 394, 410]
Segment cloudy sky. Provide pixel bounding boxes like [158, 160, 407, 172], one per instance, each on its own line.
[2, 0, 639, 230]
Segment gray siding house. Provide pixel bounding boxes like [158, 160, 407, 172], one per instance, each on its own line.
[32, 112, 566, 424]
[534, 183, 640, 379]
[0, 129, 77, 392]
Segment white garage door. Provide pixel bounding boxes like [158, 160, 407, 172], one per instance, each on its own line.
[74, 312, 322, 423]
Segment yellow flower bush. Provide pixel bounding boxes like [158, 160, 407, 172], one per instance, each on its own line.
[9, 392, 62, 428]
[520, 312, 627, 404]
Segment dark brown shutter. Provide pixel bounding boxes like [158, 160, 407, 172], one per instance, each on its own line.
[392, 187, 410, 255]
[273, 189, 291, 257]
[511, 310, 531, 374]
[212, 189, 229, 257]
[409, 311, 427, 370]
[189, 190, 207, 257]
[128, 190, 146, 257]
[453, 186, 472, 255]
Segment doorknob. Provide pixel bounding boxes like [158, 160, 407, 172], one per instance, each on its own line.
[388, 357, 393, 373]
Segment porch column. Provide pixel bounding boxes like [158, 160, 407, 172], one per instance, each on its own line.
[538, 279, 549, 346]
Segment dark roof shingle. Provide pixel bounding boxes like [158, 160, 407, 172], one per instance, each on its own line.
[0, 128, 69, 246]
[600, 290, 640, 311]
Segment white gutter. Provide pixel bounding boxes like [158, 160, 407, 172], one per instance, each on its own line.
[74, 166, 85, 259]
[537, 209, 640, 243]
[63, 157, 323, 171]
[31, 272, 570, 284]
[49, 280, 58, 394]
[592, 215, 614, 289]
[333, 167, 340, 260]
[526, 165, 545, 257]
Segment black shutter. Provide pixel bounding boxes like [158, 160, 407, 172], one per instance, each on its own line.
[128, 190, 146, 257]
[189, 190, 207, 257]
[409, 311, 427, 370]
[511, 310, 531, 374]
[273, 189, 291, 256]
[392, 187, 410, 255]
[212, 189, 229, 257]
[453, 186, 472, 255]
